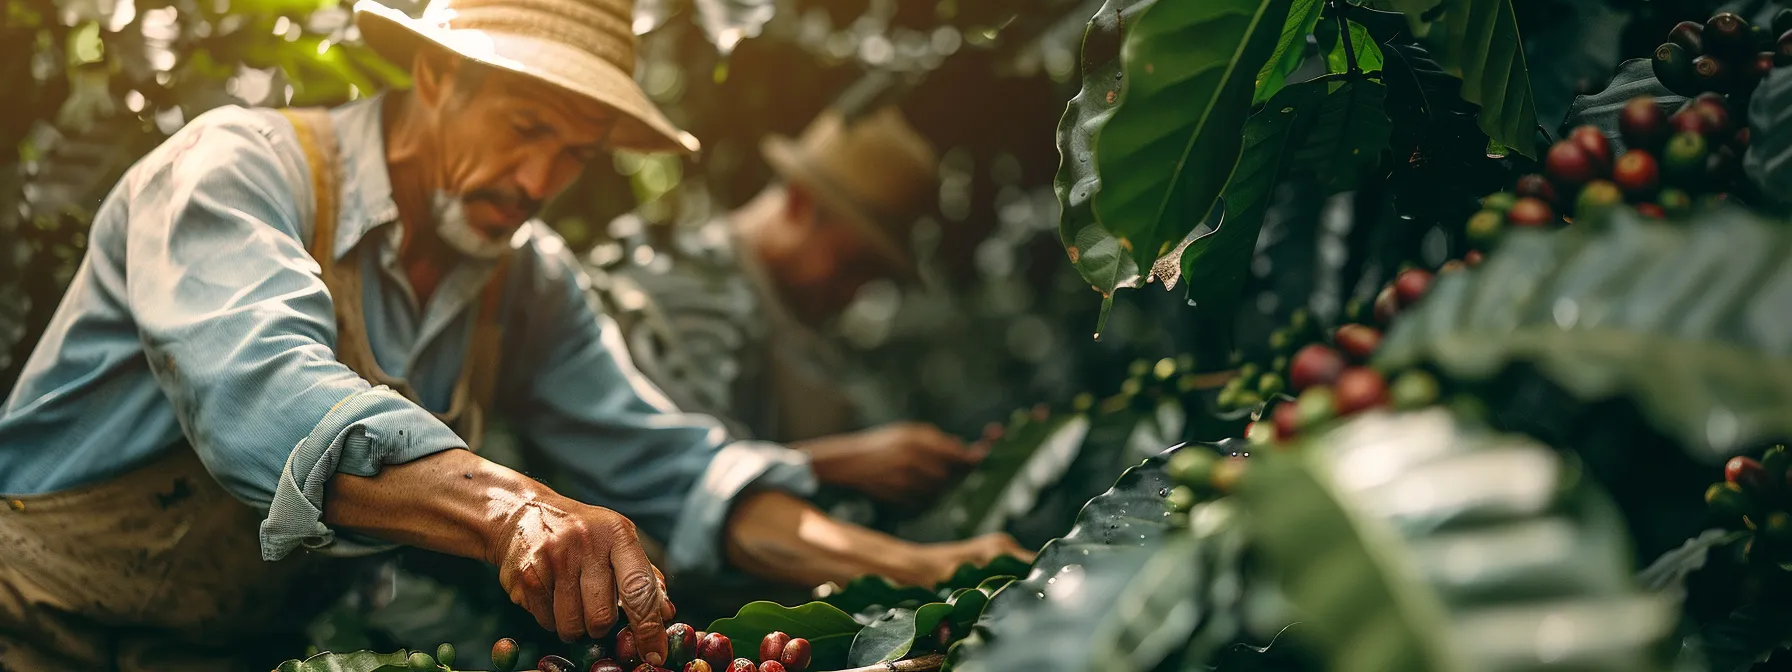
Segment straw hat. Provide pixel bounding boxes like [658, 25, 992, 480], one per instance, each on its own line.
[760, 106, 939, 283]
[353, 0, 699, 154]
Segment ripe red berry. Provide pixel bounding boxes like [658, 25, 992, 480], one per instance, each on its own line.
[1706, 13, 1749, 56]
[1272, 399, 1301, 440]
[1635, 202, 1667, 218]
[698, 633, 733, 670]
[1334, 324, 1383, 360]
[1612, 150, 1660, 199]
[1619, 97, 1669, 150]
[758, 662, 786, 672]
[1734, 126, 1751, 150]
[1569, 126, 1614, 174]
[1332, 367, 1390, 416]
[617, 632, 640, 667]
[685, 662, 714, 672]
[1372, 284, 1400, 325]
[1545, 141, 1597, 189]
[1289, 344, 1347, 392]
[1691, 99, 1733, 139]
[778, 639, 811, 672]
[539, 656, 577, 672]
[1393, 268, 1434, 306]
[594, 661, 627, 672]
[729, 660, 756, 672]
[1756, 51, 1777, 79]
[1514, 173, 1558, 205]
[1506, 197, 1556, 227]
[759, 633, 789, 664]
[1727, 456, 1771, 492]
[635, 665, 662, 672]
[1465, 250, 1485, 265]
[1670, 20, 1704, 54]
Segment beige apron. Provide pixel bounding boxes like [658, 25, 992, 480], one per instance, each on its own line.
[0, 108, 508, 672]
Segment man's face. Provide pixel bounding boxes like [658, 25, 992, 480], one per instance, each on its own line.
[778, 201, 894, 324]
[425, 63, 616, 244]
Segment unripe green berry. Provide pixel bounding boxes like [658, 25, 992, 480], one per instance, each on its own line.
[436, 643, 456, 668]
[1166, 485, 1197, 512]
[493, 639, 521, 672]
[1390, 371, 1441, 410]
[408, 652, 437, 672]
[1257, 373, 1285, 397]
[1166, 449, 1217, 489]
[1295, 387, 1336, 430]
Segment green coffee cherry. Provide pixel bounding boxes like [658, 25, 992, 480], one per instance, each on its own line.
[1238, 362, 1261, 383]
[1166, 485, 1197, 513]
[1257, 373, 1285, 398]
[1706, 482, 1751, 521]
[1764, 511, 1792, 548]
[408, 652, 437, 672]
[1295, 387, 1336, 430]
[1166, 449, 1218, 490]
[436, 644, 456, 668]
[1390, 371, 1441, 410]
[1481, 191, 1519, 213]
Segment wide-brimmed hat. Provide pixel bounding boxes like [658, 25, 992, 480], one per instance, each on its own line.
[353, 0, 699, 154]
[760, 106, 939, 284]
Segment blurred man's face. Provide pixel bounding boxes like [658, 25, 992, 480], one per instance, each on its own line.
[774, 186, 896, 324]
[418, 58, 616, 256]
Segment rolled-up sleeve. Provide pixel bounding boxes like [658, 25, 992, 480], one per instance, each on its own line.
[502, 241, 817, 577]
[123, 108, 467, 561]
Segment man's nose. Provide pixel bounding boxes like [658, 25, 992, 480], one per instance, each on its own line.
[514, 151, 557, 202]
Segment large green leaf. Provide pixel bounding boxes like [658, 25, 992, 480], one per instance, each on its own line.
[1236, 409, 1679, 672]
[1368, 0, 1538, 157]
[1055, 0, 1297, 300]
[897, 413, 1091, 542]
[820, 575, 946, 618]
[1558, 59, 1684, 156]
[706, 602, 864, 670]
[1683, 603, 1792, 672]
[1374, 206, 1792, 462]
[272, 650, 411, 672]
[1745, 67, 1792, 211]
[1317, 19, 1385, 77]
[1635, 529, 1743, 594]
[847, 603, 957, 667]
[1253, 0, 1324, 105]
[934, 556, 1032, 594]
[1179, 79, 1389, 314]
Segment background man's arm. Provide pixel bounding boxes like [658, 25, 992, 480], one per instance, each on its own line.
[505, 241, 1028, 588]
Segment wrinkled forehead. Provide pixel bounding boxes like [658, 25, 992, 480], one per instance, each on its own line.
[478, 69, 619, 139]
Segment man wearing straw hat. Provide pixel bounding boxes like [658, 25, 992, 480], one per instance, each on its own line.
[0, 0, 1027, 667]
[591, 104, 985, 507]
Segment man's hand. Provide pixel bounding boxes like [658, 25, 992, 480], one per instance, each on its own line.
[909, 533, 1034, 586]
[798, 422, 985, 504]
[324, 449, 675, 662]
[487, 497, 677, 652]
[726, 491, 1034, 591]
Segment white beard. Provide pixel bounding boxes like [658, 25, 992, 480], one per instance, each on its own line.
[432, 191, 512, 260]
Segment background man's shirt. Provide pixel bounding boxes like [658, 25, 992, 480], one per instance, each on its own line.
[0, 95, 815, 575]
[586, 211, 858, 444]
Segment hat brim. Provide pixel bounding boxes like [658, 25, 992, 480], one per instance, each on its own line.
[354, 0, 699, 155]
[761, 134, 922, 285]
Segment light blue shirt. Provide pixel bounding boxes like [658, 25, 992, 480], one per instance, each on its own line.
[0, 95, 816, 576]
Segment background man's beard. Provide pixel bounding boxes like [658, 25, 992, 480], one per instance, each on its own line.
[432, 190, 513, 260]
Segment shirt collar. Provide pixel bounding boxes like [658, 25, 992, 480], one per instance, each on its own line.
[324, 93, 401, 261]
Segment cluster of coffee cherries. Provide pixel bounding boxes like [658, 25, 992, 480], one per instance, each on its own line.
[1705, 445, 1792, 564]
[1652, 10, 1792, 98]
[1467, 94, 1743, 242]
[1215, 310, 1323, 413]
[579, 626, 814, 672]
[402, 642, 462, 671]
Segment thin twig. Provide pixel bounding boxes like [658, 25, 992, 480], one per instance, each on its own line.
[824, 654, 947, 672]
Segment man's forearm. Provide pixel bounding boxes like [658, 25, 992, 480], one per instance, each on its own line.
[321, 448, 549, 563]
[723, 490, 939, 588]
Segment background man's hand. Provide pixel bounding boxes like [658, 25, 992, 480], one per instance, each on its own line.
[800, 422, 986, 504]
[909, 533, 1034, 586]
[486, 495, 677, 657]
